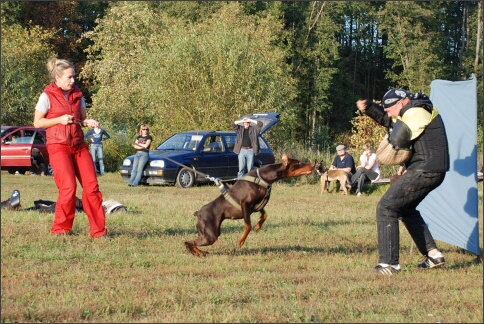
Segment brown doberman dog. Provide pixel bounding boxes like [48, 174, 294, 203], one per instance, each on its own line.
[316, 162, 350, 195]
[185, 154, 316, 256]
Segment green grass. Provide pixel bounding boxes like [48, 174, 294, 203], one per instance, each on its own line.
[1, 171, 482, 323]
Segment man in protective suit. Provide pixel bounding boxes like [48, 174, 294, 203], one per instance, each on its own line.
[356, 88, 449, 275]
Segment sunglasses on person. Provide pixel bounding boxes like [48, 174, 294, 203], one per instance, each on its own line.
[141, 128, 149, 131]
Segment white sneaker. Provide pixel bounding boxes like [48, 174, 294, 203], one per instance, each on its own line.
[356, 192, 361, 197]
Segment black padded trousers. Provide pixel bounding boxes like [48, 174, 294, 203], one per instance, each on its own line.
[376, 170, 446, 265]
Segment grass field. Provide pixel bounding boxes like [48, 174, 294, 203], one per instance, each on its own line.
[1, 170, 482, 323]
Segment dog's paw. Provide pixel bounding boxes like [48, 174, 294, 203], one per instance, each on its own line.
[185, 241, 207, 257]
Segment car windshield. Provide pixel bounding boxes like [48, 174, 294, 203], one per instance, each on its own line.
[156, 134, 204, 151]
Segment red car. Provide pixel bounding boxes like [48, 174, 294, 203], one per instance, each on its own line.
[1, 126, 51, 175]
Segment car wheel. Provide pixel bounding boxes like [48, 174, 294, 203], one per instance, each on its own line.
[176, 168, 195, 188]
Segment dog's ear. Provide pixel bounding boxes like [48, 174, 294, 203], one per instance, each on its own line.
[316, 161, 324, 173]
[316, 163, 323, 175]
[281, 154, 289, 167]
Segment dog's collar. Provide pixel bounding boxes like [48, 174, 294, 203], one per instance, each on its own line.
[240, 168, 270, 188]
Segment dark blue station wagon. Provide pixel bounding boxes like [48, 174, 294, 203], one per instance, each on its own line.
[119, 113, 280, 188]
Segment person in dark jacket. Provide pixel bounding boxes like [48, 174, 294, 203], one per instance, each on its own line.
[330, 144, 356, 189]
[85, 122, 110, 175]
[231, 117, 263, 178]
[356, 88, 449, 275]
[128, 124, 152, 187]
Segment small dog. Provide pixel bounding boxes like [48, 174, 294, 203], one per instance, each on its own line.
[316, 162, 350, 195]
[185, 154, 316, 257]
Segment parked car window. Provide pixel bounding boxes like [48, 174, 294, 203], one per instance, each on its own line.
[15, 137, 31, 144]
[16, 129, 36, 144]
[33, 132, 45, 144]
[186, 135, 202, 150]
[224, 134, 236, 151]
[259, 139, 268, 149]
[157, 134, 203, 150]
[6, 131, 21, 144]
[202, 135, 223, 153]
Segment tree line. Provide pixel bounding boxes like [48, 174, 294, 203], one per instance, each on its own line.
[1, 1, 482, 157]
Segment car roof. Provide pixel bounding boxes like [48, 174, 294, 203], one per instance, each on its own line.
[1, 126, 18, 133]
[1, 126, 46, 138]
[2, 126, 42, 130]
[168, 113, 280, 137]
[173, 130, 237, 135]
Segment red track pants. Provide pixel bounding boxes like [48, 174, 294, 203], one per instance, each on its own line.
[47, 143, 107, 237]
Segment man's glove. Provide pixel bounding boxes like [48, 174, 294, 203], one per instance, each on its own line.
[389, 120, 412, 150]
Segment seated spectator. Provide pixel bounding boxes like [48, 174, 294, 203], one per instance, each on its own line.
[330, 144, 356, 189]
[30, 148, 48, 176]
[350, 143, 381, 196]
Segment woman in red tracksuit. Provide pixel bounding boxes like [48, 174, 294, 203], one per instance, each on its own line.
[33, 58, 108, 238]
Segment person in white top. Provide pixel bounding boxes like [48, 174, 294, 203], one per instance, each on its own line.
[350, 143, 381, 196]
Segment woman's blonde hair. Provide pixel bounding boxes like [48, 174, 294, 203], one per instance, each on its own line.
[46, 58, 75, 82]
[138, 124, 150, 135]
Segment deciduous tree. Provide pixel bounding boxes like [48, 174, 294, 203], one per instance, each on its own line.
[81, 2, 295, 142]
[1, 20, 56, 126]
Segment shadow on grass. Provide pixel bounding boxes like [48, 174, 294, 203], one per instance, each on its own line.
[446, 255, 482, 269]
[112, 218, 375, 256]
[113, 218, 373, 238]
[236, 243, 378, 255]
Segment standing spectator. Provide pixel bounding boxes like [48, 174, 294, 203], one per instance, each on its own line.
[128, 124, 152, 187]
[350, 143, 381, 196]
[231, 117, 263, 178]
[356, 88, 449, 275]
[33, 57, 108, 238]
[85, 122, 111, 175]
[330, 144, 356, 188]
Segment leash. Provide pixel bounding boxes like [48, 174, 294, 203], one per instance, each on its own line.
[162, 156, 234, 197]
[163, 155, 233, 184]
[163, 155, 270, 211]
[163, 156, 212, 180]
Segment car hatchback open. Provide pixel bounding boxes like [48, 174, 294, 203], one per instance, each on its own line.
[119, 113, 279, 188]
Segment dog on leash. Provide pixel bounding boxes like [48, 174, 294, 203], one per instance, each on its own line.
[185, 154, 316, 257]
[316, 162, 350, 195]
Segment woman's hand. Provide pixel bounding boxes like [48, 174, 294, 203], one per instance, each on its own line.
[62, 114, 75, 125]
